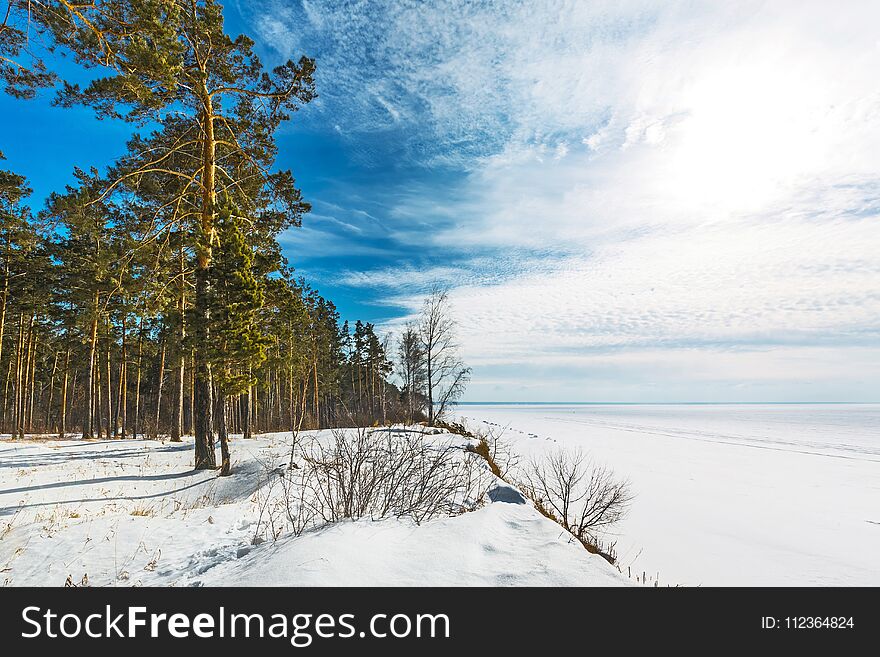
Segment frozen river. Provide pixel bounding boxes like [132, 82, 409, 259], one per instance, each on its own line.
[459, 403, 880, 586]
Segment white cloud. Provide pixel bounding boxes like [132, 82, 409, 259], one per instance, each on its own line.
[254, 0, 880, 400]
[446, 218, 880, 361]
[338, 265, 464, 290]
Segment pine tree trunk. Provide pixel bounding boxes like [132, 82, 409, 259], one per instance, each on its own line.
[217, 392, 230, 476]
[68, 369, 77, 435]
[288, 364, 295, 433]
[133, 317, 143, 438]
[171, 357, 184, 442]
[119, 314, 127, 439]
[300, 377, 308, 432]
[154, 342, 166, 438]
[193, 91, 217, 470]
[2, 357, 12, 432]
[24, 317, 35, 433]
[275, 366, 282, 428]
[12, 314, 22, 436]
[0, 247, 8, 414]
[356, 359, 362, 415]
[193, 268, 215, 468]
[313, 359, 319, 428]
[84, 296, 99, 439]
[95, 341, 103, 440]
[243, 382, 252, 440]
[46, 350, 59, 431]
[171, 252, 186, 442]
[188, 350, 194, 435]
[349, 358, 356, 419]
[105, 335, 113, 438]
[59, 348, 70, 439]
[234, 392, 241, 434]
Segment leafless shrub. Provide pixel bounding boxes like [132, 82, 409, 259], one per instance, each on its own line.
[252, 450, 296, 543]
[272, 459, 319, 539]
[299, 427, 486, 524]
[518, 448, 632, 548]
[250, 428, 490, 542]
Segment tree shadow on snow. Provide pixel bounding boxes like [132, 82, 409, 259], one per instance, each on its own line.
[0, 441, 192, 470]
[0, 473, 215, 516]
[0, 468, 203, 497]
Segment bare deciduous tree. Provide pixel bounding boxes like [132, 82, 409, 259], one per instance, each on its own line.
[518, 448, 632, 545]
[418, 287, 470, 425]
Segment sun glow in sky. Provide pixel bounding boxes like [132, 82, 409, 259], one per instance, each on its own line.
[4, 0, 879, 401]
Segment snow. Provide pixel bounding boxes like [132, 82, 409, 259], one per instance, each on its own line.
[459, 403, 880, 586]
[188, 502, 624, 587]
[0, 429, 627, 587]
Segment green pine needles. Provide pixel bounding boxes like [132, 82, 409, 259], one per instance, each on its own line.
[205, 200, 267, 399]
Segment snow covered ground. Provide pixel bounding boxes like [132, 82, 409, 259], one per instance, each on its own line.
[0, 428, 626, 587]
[459, 403, 880, 586]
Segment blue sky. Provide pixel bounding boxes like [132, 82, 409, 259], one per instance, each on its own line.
[4, 1, 880, 402]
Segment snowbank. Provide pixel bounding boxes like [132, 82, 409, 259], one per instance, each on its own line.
[0, 430, 627, 587]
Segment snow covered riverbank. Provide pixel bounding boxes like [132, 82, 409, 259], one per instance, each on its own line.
[0, 429, 627, 587]
[460, 403, 880, 586]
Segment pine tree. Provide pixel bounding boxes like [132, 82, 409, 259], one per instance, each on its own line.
[0, 0, 423, 451]
[397, 324, 426, 424]
[0, 155, 39, 436]
[49, 0, 315, 467]
[0, 2, 56, 98]
[46, 178, 120, 439]
[203, 200, 266, 474]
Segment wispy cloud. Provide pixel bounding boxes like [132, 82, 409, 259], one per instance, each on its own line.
[250, 0, 880, 400]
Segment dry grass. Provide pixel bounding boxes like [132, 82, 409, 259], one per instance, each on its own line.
[130, 506, 156, 517]
[467, 438, 502, 477]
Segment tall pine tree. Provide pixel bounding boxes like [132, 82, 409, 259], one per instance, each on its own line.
[48, 0, 315, 467]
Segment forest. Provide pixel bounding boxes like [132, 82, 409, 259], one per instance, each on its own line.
[0, 1, 469, 473]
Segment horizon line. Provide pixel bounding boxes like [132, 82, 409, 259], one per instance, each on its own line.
[456, 401, 879, 405]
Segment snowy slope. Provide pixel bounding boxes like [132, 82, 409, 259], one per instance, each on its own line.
[0, 431, 627, 587]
